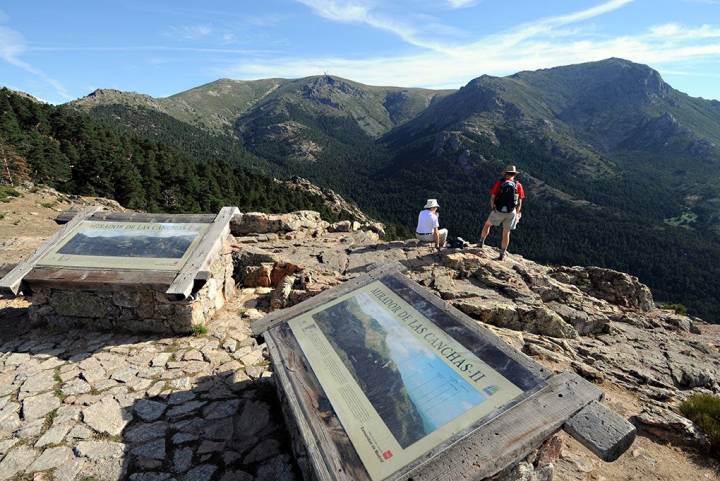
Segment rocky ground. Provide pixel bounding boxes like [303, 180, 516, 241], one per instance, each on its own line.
[1, 188, 720, 481]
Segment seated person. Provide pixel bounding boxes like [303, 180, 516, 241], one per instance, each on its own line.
[416, 199, 448, 248]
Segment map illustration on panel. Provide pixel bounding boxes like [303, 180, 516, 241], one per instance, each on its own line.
[312, 292, 488, 448]
[290, 281, 524, 481]
[37, 221, 209, 270]
[58, 227, 197, 258]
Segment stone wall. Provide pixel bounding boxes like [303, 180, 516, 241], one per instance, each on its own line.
[27, 238, 236, 334]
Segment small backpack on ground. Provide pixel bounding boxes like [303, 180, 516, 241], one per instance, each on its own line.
[494, 179, 519, 213]
[447, 237, 469, 249]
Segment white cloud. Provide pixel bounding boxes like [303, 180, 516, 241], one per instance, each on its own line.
[650, 23, 682, 36]
[295, 0, 451, 51]
[296, 0, 369, 23]
[447, 0, 479, 8]
[0, 22, 71, 100]
[295, 0, 635, 54]
[222, 2, 720, 94]
[472, 0, 633, 51]
[649, 23, 720, 39]
[223, 0, 636, 86]
[165, 24, 213, 40]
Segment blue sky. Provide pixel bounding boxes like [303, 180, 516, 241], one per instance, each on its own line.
[1, 0, 719, 104]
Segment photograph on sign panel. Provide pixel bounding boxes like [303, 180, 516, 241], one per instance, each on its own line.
[312, 291, 489, 448]
[57, 224, 199, 258]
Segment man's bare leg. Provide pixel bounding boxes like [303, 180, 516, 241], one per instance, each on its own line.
[499, 228, 510, 259]
[480, 221, 492, 247]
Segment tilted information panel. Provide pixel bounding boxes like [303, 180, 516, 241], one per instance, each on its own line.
[287, 277, 543, 481]
[36, 220, 210, 271]
[259, 265, 555, 481]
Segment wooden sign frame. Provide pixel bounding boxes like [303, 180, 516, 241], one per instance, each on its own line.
[253, 262, 636, 481]
[0, 207, 238, 300]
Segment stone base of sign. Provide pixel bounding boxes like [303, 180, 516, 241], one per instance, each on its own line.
[27, 239, 236, 334]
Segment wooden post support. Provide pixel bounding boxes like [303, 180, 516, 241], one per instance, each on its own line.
[0, 206, 102, 296]
[165, 206, 238, 299]
[563, 400, 637, 462]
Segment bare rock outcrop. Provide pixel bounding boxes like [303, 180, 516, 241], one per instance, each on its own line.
[437, 249, 619, 337]
[549, 266, 654, 311]
[4, 188, 720, 480]
[278, 177, 386, 237]
[232, 211, 326, 236]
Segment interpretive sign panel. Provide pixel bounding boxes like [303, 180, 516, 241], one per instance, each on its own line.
[259, 264, 554, 481]
[36, 220, 209, 271]
[288, 280, 526, 481]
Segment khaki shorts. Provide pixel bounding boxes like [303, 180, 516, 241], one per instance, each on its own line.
[416, 228, 448, 245]
[486, 210, 517, 229]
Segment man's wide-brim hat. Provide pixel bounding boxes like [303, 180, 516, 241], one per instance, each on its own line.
[504, 165, 520, 174]
[424, 199, 440, 209]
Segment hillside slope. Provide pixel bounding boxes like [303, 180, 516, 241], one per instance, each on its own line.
[61, 59, 720, 320]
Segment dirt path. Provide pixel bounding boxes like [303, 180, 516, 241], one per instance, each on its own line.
[0, 185, 123, 265]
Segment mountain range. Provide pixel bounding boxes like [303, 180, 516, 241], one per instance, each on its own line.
[3, 57, 719, 320]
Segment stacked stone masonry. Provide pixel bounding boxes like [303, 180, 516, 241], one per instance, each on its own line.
[28, 237, 236, 334]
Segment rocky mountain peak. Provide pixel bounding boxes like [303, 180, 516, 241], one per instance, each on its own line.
[2, 87, 43, 103]
[84, 88, 153, 101]
[72, 88, 163, 111]
[608, 58, 672, 100]
[300, 75, 371, 107]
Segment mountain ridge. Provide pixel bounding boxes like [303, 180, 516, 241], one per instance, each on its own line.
[72, 75, 454, 139]
[16, 58, 720, 320]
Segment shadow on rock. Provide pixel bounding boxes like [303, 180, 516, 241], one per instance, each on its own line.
[115, 370, 299, 481]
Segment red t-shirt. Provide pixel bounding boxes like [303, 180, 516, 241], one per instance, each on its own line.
[490, 179, 525, 199]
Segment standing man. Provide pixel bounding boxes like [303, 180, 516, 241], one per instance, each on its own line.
[416, 199, 448, 249]
[480, 166, 525, 260]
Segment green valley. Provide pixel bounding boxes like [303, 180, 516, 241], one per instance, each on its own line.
[6, 58, 720, 321]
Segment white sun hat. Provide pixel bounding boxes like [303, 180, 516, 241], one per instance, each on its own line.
[424, 199, 440, 209]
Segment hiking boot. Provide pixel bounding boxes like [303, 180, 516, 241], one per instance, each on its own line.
[497, 250, 506, 260]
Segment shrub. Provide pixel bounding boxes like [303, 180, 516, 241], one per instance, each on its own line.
[192, 324, 208, 336]
[0, 185, 20, 202]
[679, 393, 720, 455]
[661, 303, 688, 315]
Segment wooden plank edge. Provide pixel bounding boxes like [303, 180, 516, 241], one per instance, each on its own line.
[165, 206, 238, 299]
[250, 261, 407, 336]
[0, 206, 102, 296]
[396, 371, 604, 481]
[265, 334, 337, 481]
[0, 263, 17, 278]
[22, 267, 181, 291]
[55, 210, 217, 224]
[563, 400, 636, 462]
